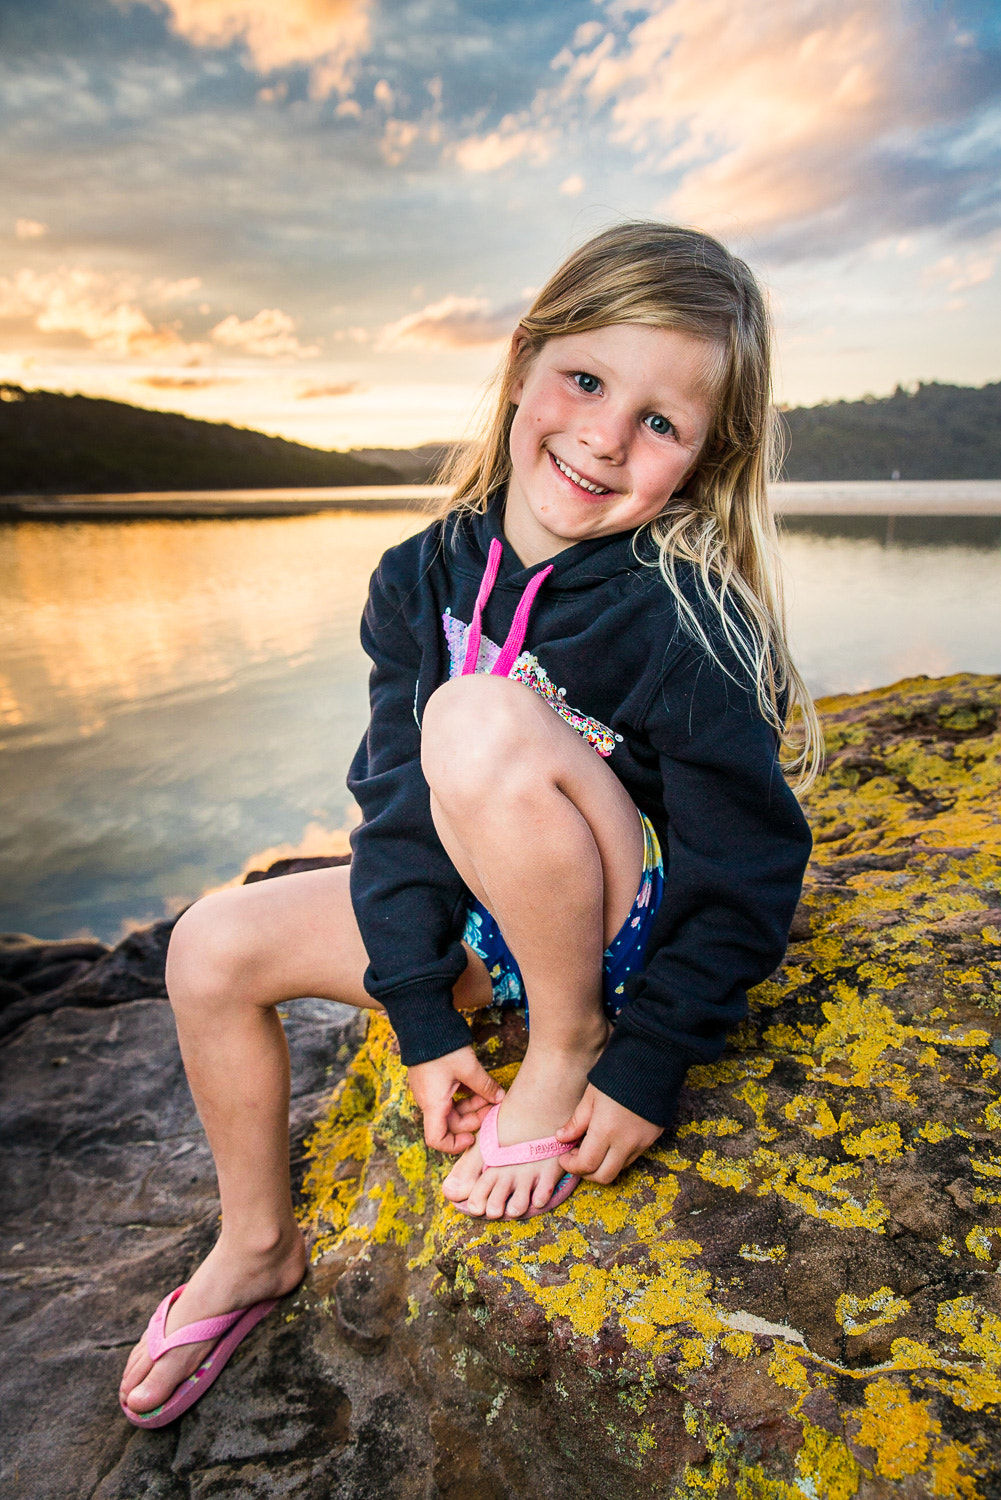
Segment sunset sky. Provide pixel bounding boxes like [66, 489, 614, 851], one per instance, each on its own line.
[1, 0, 999, 450]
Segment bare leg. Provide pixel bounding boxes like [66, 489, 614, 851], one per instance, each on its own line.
[421, 674, 643, 1219]
[121, 866, 380, 1413]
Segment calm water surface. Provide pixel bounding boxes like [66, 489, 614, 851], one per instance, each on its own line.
[2, 507, 999, 941]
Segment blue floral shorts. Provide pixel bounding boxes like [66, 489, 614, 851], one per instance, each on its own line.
[462, 810, 664, 1019]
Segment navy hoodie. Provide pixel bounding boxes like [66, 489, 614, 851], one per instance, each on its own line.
[348, 497, 811, 1128]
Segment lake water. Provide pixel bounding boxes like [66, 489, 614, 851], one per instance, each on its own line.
[3, 503, 1000, 942]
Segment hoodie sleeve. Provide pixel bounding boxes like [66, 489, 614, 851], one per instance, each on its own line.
[347, 555, 475, 1066]
[587, 641, 812, 1128]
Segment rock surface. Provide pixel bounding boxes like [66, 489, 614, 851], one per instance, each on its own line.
[300, 673, 1001, 1498]
[0, 994, 449, 1500]
[2, 675, 999, 1498]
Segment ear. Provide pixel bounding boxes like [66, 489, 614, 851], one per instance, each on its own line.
[508, 326, 532, 405]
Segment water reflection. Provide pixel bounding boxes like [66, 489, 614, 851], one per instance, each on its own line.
[0, 514, 424, 750]
[780, 514, 1001, 548]
[1, 507, 999, 941]
[0, 512, 425, 940]
[778, 521, 1001, 697]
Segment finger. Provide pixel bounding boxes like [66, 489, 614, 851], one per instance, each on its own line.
[556, 1098, 593, 1142]
[451, 1093, 493, 1121]
[458, 1058, 506, 1104]
[582, 1145, 625, 1185]
[428, 1125, 477, 1154]
[424, 1100, 477, 1152]
[445, 1097, 495, 1139]
[558, 1126, 614, 1177]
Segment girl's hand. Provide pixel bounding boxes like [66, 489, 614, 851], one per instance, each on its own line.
[407, 1045, 506, 1154]
[556, 1085, 663, 1184]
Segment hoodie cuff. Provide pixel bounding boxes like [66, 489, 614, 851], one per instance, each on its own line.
[587, 1028, 693, 1129]
[378, 981, 474, 1066]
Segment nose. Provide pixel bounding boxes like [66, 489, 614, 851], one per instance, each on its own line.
[578, 404, 628, 465]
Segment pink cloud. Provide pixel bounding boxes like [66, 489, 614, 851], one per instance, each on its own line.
[135, 0, 371, 98]
[376, 295, 526, 351]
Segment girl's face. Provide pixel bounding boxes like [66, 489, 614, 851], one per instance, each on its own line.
[505, 322, 718, 567]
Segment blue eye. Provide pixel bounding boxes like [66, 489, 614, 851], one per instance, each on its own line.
[645, 413, 673, 436]
[574, 372, 600, 393]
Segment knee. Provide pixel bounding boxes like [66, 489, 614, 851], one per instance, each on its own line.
[421, 675, 543, 809]
[165, 890, 257, 1014]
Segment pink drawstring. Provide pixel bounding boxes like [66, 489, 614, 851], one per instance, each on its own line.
[460, 537, 502, 675]
[492, 563, 553, 675]
[460, 538, 553, 677]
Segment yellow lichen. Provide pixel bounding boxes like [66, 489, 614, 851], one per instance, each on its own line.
[695, 1150, 752, 1192]
[965, 1226, 995, 1262]
[852, 1379, 938, 1478]
[842, 1121, 905, 1162]
[794, 1421, 861, 1500]
[768, 1341, 811, 1400]
[296, 675, 1001, 1496]
[677, 1116, 745, 1139]
[739, 1243, 786, 1263]
[836, 1287, 910, 1335]
[783, 1095, 849, 1138]
[733, 1079, 778, 1141]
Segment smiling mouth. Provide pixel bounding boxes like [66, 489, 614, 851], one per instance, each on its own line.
[548, 450, 612, 496]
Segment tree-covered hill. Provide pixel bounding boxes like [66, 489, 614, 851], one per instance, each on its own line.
[780, 381, 1000, 480]
[0, 386, 403, 494]
[1, 379, 997, 493]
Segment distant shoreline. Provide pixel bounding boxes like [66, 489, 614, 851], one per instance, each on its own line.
[2, 479, 1001, 521]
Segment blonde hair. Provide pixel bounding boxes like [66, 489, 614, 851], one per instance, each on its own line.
[437, 221, 822, 791]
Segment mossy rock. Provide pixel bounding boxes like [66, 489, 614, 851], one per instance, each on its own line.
[301, 673, 1001, 1499]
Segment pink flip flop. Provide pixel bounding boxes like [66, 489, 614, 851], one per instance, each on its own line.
[120, 1284, 278, 1428]
[453, 1103, 581, 1219]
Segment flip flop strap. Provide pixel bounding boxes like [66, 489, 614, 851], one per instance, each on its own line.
[146, 1285, 251, 1359]
[478, 1102, 579, 1167]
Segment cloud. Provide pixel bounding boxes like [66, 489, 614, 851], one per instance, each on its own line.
[210, 307, 319, 357]
[296, 380, 362, 398]
[150, 276, 202, 302]
[0, 268, 204, 358]
[559, 174, 585, 197]
[134, 374, 235, 389]
[137, 0, 371, 98]
[376, 295, 527, 351]
[15, 219, 48, 240]
[381, 117, 420, 166]
[552, 0, 1001, 259]
[451, 118, 555, 173]
[923, 236, 1001, 295]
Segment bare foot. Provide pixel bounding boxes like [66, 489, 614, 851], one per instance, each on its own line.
[119, 1227, 307, 1415]
[441, 1023, 607, 1219]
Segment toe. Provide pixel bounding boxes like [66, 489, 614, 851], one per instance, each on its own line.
[119, 1341, 152, 1400]
[125, 1349, 189, 1413]
[504, 1177, 533, 1219]
[442, 1145, 483, 1203]
[462, 1171, 493, 1217]
[126, 1374, 164, 1413]
[484, 1172, 516, 1219]
[531, 1166, 560, 1209]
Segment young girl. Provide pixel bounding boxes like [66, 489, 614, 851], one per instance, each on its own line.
[119, 221, 818, 1426]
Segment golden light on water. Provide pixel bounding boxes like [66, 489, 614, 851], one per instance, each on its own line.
[0, 510, 425, 749]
